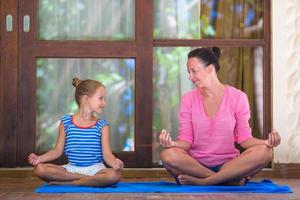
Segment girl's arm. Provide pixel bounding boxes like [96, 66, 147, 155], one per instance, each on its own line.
[28, 122, 66, 166]
[101, 125, 124, 171]
[240, 130, 281, 149]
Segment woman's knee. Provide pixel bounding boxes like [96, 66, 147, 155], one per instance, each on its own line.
[160, 147, 183, 166]
[253, 145, 273, 165]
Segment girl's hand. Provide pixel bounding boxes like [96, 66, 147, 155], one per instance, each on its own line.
[28, 153, 41, 166]
[113, 158, 124, 171]
[159, 129, 175, 148]
[264, 130, 281, 148]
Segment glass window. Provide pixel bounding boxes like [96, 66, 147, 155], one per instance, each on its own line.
[154, 0, 263, 39]
[38, 0, 135, 40]
[153, 47, 263, 164]
[152, 47, 193, 164]
[36, 58, 135, 153]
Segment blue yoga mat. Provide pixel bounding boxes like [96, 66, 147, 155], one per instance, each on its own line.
[35, 179, 292, 193]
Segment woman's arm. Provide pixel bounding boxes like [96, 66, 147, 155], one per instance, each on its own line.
[159, 129, 191, 151]
[240, 130, 281, 149]
[160, 92, 194, 151]
[28, 122, 66, 166]
[101, 125, 124, 171]
[158, 94, 193, 151]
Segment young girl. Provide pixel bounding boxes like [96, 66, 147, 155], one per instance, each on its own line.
[28, 77, 124, 187]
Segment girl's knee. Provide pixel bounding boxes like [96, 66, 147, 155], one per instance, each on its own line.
[104, 169, 121, 184]
[34, 164, 48, 178]
[111, 170, 121, 183]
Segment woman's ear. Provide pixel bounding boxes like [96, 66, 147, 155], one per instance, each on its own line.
[207, 64, 215, 73]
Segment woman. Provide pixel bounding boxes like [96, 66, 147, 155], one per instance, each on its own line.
[159, 47, 280, 186]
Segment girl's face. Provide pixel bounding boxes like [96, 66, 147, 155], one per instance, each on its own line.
[86, 86, 106, 114]
[187, 57, 212, 88]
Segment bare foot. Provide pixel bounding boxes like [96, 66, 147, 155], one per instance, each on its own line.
[245, 176, 251, 183]
[178, 175, 207, 185]
[223, 176, 252, 186]
[175, 177, 181, 185]
[49, 181, 75, 185]
[178, 175, 250, 186]
[222, 178, 246, 186]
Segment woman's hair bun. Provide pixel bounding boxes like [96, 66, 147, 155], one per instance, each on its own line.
[211, 47, 221, 59]
[72, 77, 82, 88]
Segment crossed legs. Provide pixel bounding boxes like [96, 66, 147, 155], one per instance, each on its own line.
[34, 163, 121, 187]
[160, 145, 272, 185]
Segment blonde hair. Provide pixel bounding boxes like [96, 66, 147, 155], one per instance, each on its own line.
[72, 77, 105, 105]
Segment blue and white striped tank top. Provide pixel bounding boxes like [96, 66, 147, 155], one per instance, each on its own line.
[61, 114, 108, 167]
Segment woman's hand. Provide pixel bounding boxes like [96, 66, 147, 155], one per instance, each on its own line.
[112, 158, 124, 171]
[264, 130, 281, 148]
[159, 129, 175, 148]
[28, 153, 41, 166]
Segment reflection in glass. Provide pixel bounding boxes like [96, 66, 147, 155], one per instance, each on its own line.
[36, 58, 135, 153]
[154, 0, 263, 39]
[38, 0, 135, 40]
[153, 47, 263, 164]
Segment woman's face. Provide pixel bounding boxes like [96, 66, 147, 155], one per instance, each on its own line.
[187, 57, 211, 88]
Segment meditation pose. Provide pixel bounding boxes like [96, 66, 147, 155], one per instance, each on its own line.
[159, 47, 281, 186]
[28, 77, 123, 187]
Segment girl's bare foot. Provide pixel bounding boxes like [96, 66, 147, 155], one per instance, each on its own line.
[49, 181, 75, 185]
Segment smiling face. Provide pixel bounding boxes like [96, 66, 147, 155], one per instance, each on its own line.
[187, 57, 212, 88]
[86, 86, 106, 114]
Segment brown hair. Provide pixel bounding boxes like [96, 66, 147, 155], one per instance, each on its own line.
[188, 47, 221, 72]
[72, 77, 105, 105]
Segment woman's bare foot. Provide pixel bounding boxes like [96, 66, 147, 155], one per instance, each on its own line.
[178, 175, 250, 186]
[245, 176, 251, 183]
[222, 178, 246, 186]
[175, 176, 181, 185]
[223, 176, 252, 186]
[178, 175, 207, 185]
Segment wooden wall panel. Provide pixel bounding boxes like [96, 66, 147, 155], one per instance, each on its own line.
[0, 0, 18, 167]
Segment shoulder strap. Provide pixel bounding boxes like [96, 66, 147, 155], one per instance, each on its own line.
[60, 114, 72, 131]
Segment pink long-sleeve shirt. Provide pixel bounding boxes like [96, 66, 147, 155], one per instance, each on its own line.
[178, 85, 252, 167]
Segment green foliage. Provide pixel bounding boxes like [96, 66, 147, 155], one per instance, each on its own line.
[153, 47, 189, 133]
[200, 15, 215, 37]
[38, 0, 134, 40]
[95, 73, 123, 86]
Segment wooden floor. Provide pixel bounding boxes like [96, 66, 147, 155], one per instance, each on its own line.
[0, 177, 299, 200]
